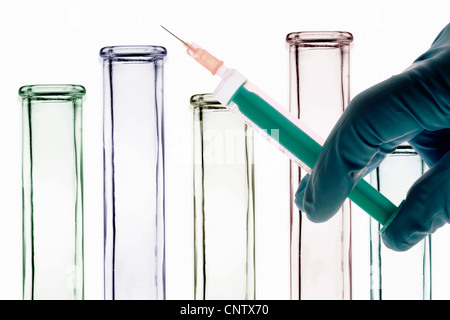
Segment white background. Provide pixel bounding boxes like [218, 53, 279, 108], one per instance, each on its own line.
[0, 0, 449, 300]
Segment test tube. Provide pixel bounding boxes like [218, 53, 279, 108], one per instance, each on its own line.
[286, 31, 353, 300]
[191, 93, 256, 300]
[369, 145, 431, 300]
[20, 84, 85, 300]
[101, 46, 166, 300]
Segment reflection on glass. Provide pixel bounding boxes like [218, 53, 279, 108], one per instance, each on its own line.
[191, 93, 255, 300]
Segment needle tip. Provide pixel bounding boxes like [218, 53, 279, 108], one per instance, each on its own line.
[160, 25, 189, 47]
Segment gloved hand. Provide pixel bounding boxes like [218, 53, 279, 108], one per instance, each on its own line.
[295, 23, 450, 252]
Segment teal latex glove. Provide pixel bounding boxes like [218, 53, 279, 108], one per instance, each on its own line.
[295, 23, 450, 251]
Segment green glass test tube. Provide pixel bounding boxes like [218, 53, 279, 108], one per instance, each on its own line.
[20, 84, 85, 300]
[191, 93, 256, 300]
[369, 145, 431, 300]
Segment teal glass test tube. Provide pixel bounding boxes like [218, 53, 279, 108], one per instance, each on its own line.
[20, 85, 85, 300]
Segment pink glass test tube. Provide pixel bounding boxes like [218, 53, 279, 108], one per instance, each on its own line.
[286, 31, 353, 300]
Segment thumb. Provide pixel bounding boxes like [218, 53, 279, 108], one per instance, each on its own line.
[382, 150, 450, 251]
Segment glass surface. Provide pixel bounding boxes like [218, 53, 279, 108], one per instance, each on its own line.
[286, 31, 353, 300]
[369, 145, 431, 300]
[101, 46, 166, 300]
[20, 84, 85, 300]
[191, 93, 255, 300]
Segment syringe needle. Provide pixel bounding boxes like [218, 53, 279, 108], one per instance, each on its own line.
[161, 25, 226, 76]
[160, 25, 189, 47]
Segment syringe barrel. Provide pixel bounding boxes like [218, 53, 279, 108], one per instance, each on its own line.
[213, 69, 400, 226]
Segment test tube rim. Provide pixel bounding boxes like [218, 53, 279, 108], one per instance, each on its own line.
[99, 45, 167, 61]
[286, 31, 353, 47]
[190, 93, 226, 111]
[18, 84, 86, 100]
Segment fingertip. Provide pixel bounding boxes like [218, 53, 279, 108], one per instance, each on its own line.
[381, 200, 422, 252]
[294, 175, 309, 212]
[381, 229, 413, 252]
[294, 174, 338, 223]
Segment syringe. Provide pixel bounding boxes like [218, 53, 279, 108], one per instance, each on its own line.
[162, 26, 402, 227]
